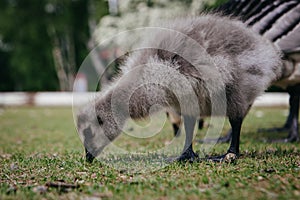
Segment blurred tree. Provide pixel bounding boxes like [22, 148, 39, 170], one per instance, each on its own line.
[95, 0, 227, 46]
[93, 0, 226, 86]
[0, 0, 225, 91]
[0, 49, 13, 91]
[0, 0, 57, 91]
[45, 0, 91, 91]
[0, 0, 108, 91]
[203, 0, 229, 10]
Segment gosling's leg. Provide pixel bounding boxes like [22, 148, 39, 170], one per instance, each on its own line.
[177, 115, 198, 162]
[207, 117, 243, 162]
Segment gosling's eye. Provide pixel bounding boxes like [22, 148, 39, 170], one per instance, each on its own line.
[171, 54, 179, 63]
[97, 116, 103, 125]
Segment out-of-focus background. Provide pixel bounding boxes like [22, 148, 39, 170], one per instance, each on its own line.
[0, 0, 226, 92]
[0, 0, 288, 107]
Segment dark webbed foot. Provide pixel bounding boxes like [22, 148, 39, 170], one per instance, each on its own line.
[258, 127, 290, 133]
[258, 127, 299, 143]
[177, 148, 199, 163]
[270, 136, 299, 143]
[206, 153, 238, 163]
[165, 148, 199, 163]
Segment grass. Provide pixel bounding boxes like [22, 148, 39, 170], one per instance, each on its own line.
[0, 106, 299, 199]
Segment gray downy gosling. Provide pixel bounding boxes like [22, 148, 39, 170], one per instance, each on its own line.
[77, 14, 285, 163]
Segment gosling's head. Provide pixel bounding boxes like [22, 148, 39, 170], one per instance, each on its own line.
[76, 96, 124, 163]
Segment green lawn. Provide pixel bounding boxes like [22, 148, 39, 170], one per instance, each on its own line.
[0, 107, 299, 199]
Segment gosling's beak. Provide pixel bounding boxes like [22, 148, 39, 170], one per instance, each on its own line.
[85, 148, 95, 163]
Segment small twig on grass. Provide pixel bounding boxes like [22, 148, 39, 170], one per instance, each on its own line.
[31, 181, 79, 194]
[45, 181, 79, 189]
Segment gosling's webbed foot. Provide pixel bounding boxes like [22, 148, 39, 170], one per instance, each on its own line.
[177, 149, 199, 163]
[206, 152, 238, 163]
[165, 151, 199, 163]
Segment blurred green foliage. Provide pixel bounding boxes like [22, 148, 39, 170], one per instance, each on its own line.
[0, 0, 227, 91]
[203, 0, 229, 10]
[0, 0, 108, 91]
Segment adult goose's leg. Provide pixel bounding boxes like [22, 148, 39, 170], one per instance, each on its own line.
[272, 92, 300, 142]
[259, 85, 300, 142]
[258, 94, 294, 133]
